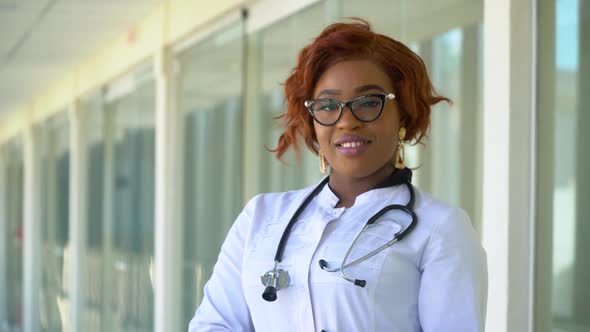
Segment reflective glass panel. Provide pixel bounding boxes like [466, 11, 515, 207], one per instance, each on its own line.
[339, 0, 484, 233]
[103, 70, 156, 331]
[536, 0, 590, 331]
[38, 113, 70, 331]
[244, 1, 327, 198]
[80, 93, 106, 332]
[178, 20, 244, 325]
[0, 139, 24, 331]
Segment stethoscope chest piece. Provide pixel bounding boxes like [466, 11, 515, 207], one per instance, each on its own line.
[261, 262, 290, 302]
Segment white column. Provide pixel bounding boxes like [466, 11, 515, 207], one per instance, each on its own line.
[23, 122, 41, 332]
[154, 46, 183, 332]
[101, 95, 115, 331]
[507, 0, 536, 331]
[482, 0, 510, 326]
[482, 0, 536, 331]
[68, 101, 88, 332]
[243, 31, 263, 200]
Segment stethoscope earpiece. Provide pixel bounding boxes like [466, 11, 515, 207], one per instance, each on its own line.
[319, 256, 367, 288]
[354, 279, 366, 287]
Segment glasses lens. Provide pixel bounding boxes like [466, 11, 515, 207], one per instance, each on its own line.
[351, 95, 383, 121]
[310, 100, 341, 124]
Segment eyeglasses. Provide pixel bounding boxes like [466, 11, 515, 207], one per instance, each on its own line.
[304, 93, 395, 126]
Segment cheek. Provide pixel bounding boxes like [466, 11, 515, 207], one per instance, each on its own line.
[313, 123, 329, 146]
[380, 133, 398, 152]
[378, 113, 401, 146]
[373, 128, 399, 156]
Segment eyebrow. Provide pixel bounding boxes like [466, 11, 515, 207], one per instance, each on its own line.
[315, 84, 387, 98]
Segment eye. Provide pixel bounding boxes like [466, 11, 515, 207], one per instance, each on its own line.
[359, 100, 380, 108]
[313, 101, 339, 112]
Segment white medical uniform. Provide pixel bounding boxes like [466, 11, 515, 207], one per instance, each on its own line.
[188, 180, 487, 332]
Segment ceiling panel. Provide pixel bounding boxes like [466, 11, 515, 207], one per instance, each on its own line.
[0, 0, 162, 121]
[0, 2, 46, 56]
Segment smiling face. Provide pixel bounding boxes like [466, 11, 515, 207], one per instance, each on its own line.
[312, 59, 401, 180]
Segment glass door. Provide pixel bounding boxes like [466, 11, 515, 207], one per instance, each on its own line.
[0, 139, 24, 331]
[177, 18, 245, 324]
[536, 0, 590, 331]
[38, 113, 70, 331]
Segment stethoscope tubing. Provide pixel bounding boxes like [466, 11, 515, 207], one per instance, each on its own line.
[274, 178, 415, 264]
[273, 176, 330, 262]
[263, 175, 417, 300]
[320, 231, 400, 273]
[319, 188, 417, 286]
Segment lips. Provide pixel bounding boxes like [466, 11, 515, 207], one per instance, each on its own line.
[334, 134, 371, 156]
[335, 134, 371, 146]
[339, 141, 366, 148]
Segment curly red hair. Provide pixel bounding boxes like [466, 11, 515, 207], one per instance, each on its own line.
[273, 18, 450, 160]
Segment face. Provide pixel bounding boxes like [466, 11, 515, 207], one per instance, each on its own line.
[312, 59, 401, 179]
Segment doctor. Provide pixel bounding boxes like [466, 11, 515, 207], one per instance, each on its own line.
[189, 19, 487, 332]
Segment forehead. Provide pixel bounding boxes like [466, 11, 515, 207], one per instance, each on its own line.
[313, 60, 393, 95]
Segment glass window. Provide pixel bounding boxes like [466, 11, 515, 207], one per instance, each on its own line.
[103, 69, 156, 331]
[38, 113, 70, 331]
[178, 20, 245, 324]
[242, 0, 484, 230]
[0, 139, 24, 331]
[244, 1, 327, 198]
[63, 69, 155, 332]
[339, 0, 484, 233]
[184, 0, 484, 324]
[79, 93, 106, 332]
[536, 0, 590, 331]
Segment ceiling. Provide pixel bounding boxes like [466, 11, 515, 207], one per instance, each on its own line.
[0, 0, 162, 122]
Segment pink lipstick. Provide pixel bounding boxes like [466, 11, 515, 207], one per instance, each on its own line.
[334, 134, 371, 156]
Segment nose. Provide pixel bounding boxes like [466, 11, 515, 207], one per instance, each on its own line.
[336, 105, 362, 130]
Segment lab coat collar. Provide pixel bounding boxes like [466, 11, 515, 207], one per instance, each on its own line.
[316, 176, 340, 208]
[315, 178, 407, 209]
[354, 184, 406, 206]
[315, 168, 412, 209]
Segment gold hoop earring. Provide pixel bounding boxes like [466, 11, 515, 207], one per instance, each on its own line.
[395, 127, 406, 169]
[319, 151, 327, 175]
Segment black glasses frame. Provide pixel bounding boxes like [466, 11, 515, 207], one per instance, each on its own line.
[304, 93, 395, 126]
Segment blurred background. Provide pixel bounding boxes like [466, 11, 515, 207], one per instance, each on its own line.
[0, 0, 587, 331]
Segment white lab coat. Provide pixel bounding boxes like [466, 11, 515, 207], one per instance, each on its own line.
[188, 180, 487, 332]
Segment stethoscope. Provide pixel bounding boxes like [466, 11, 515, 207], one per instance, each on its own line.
[260, 172, 418, 302]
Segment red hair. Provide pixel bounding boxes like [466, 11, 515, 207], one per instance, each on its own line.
[272, 18, 450, 160]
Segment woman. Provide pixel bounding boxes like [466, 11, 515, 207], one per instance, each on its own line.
[189, 19, 487, 332]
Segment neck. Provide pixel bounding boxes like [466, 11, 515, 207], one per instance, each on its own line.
[329, 164, 394, 208]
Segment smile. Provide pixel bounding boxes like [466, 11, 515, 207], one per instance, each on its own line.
[335, 135, 371, 156]
[339, 141, 366, 148]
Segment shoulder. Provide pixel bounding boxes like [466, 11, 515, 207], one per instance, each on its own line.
[235, 183, 321, 251]
[410, 187, 483, 267]
[412, 187, 475, 239]
[411, 186, 486, 269]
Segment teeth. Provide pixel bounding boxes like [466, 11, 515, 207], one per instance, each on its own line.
[341, 141, 365, 148]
